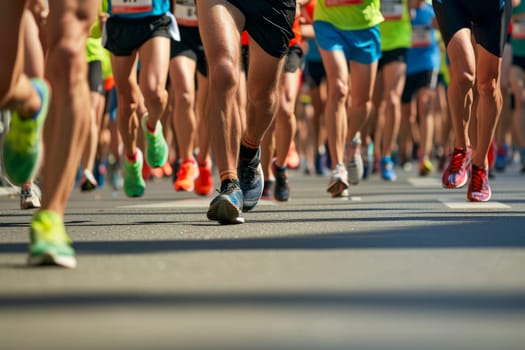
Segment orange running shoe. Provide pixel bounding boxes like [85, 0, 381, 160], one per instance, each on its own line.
[161, 161, 173, 177]
[174, 158, 198, 192]
[194, 160, 214, 196]
[285, 141, 301, 169]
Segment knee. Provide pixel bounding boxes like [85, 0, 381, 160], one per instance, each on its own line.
[208, 59, 238, 94]
[142, 86, 167, 110]
[453, 70, 476, 92]
[249, 87, 278, 114]
[116, 89, 139, 115]
[329, 79, 349, 104]
[477, 77, 499, 98]
[174, 89, 194, 111]
[46, 38, 86, 83]
[385, 91, 401, 111]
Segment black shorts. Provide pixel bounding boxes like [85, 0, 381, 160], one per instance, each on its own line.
[432, 0, 511, 57]
[378, 47, 408, 71]
[171, 25, 207, 76]
[105, 14, 172, 56]
[513, 55, 525, 71]
[227, 0, 296, 58]
[88, 60, 104, 95]
[401, 69, 439, 103]
[304, 60, 326, 87]
[284, 45, 304, 73]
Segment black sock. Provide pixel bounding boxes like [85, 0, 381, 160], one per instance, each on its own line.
[239, 144, 258, 159]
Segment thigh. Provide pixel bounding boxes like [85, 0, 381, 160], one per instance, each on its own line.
[111, 54, 139, 97]
[0, 2, 25, 103]
[47, 0, 98, 49]
[319, 48, 349, 95]
[169, 55, 197, 100]
[138, 36, 170, 93]
[196, 0, 244, 73]
[246, 39, 286, 100]
[349, 60, 378, 106]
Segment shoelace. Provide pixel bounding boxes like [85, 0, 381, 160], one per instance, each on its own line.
[240, 163, 258, 184]
[449, 149, 466, 173]
[470, 167, 486, 192]
[177, 163, 192, 179]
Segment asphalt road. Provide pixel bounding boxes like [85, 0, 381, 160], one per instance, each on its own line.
[1, 163, 524, 350]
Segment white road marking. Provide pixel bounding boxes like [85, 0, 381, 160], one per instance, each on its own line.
[438, 198, 511, 209]
[119, 198, 277, 209]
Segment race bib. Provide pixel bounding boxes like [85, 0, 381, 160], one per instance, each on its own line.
[112, 0, 153, 14]
[513, 19, 525, 40]
[325, 0, 364, 6]
[175, 0, 198, 26]
[381, 0, 403, 20]
[411, 25, 432, 47]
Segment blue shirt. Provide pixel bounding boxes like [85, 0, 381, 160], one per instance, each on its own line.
[406, 2, 440, 74]
[108, 0, 170, 18]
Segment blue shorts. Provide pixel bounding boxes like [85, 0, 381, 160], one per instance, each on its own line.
[313, 21, 381, 65]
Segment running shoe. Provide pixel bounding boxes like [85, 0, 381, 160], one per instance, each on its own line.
[20, 183, 41, 210]
[494, 145, 507, 172]
[442, 147, 471, 189]
[2, 79, 50, 185]
[272, 160, 290, 202]
[124, 149, 145, 197]
[161, 161, 173, 177]
[94, 160, 106, 188]
[79, 169, 98, 192]
[174, 158, 198, 192]
[347, 133, 364, 185]
[238, 146, 264, 212]
[314, 152, 327, 176]
[194, 160, 214, 196]
[28, 210, 76, 268]
[262, 179, 275, 200]
[380, 156, 397, 181]
[327, 163, 349, 198]
[467, 164, 491, 202]
[141, 115, 168, 168]
[285, 141, 301, 169]
[418, 157, 433, 177]
[106, 155, 123, 190]
[207, 180, 244, 224]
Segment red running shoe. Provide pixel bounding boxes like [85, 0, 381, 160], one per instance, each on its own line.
[442, 147, 471, 189]
[467, 165, 491, 202]
[194, 160, 214, 196]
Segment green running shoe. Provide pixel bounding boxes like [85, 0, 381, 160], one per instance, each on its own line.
[124, 149, 145, 197]
[141, 115, 168, 168]
[2, 79, 50, 185]
[28, 210, 77, 269]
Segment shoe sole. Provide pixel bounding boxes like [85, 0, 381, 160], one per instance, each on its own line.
[442, 176, 468, 189]
[28, 253, 77, 269]
[207, 197, 245, 225]
[327, 178, 348, 197]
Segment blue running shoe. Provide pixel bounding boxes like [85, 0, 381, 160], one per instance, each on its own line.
[238, 146, 264, 212]
[207, 180, 244, 224]
[380, 156, 397, 181]
[495, 145, 507, 172]
[3, 79, 50, 185]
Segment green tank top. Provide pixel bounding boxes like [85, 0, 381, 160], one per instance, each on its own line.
[379, 0, 411, 51]
[314, 0, 384, 31]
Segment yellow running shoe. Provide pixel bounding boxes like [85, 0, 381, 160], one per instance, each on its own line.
[28, 210, 76, 268]
[3, 79, 50, 185]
